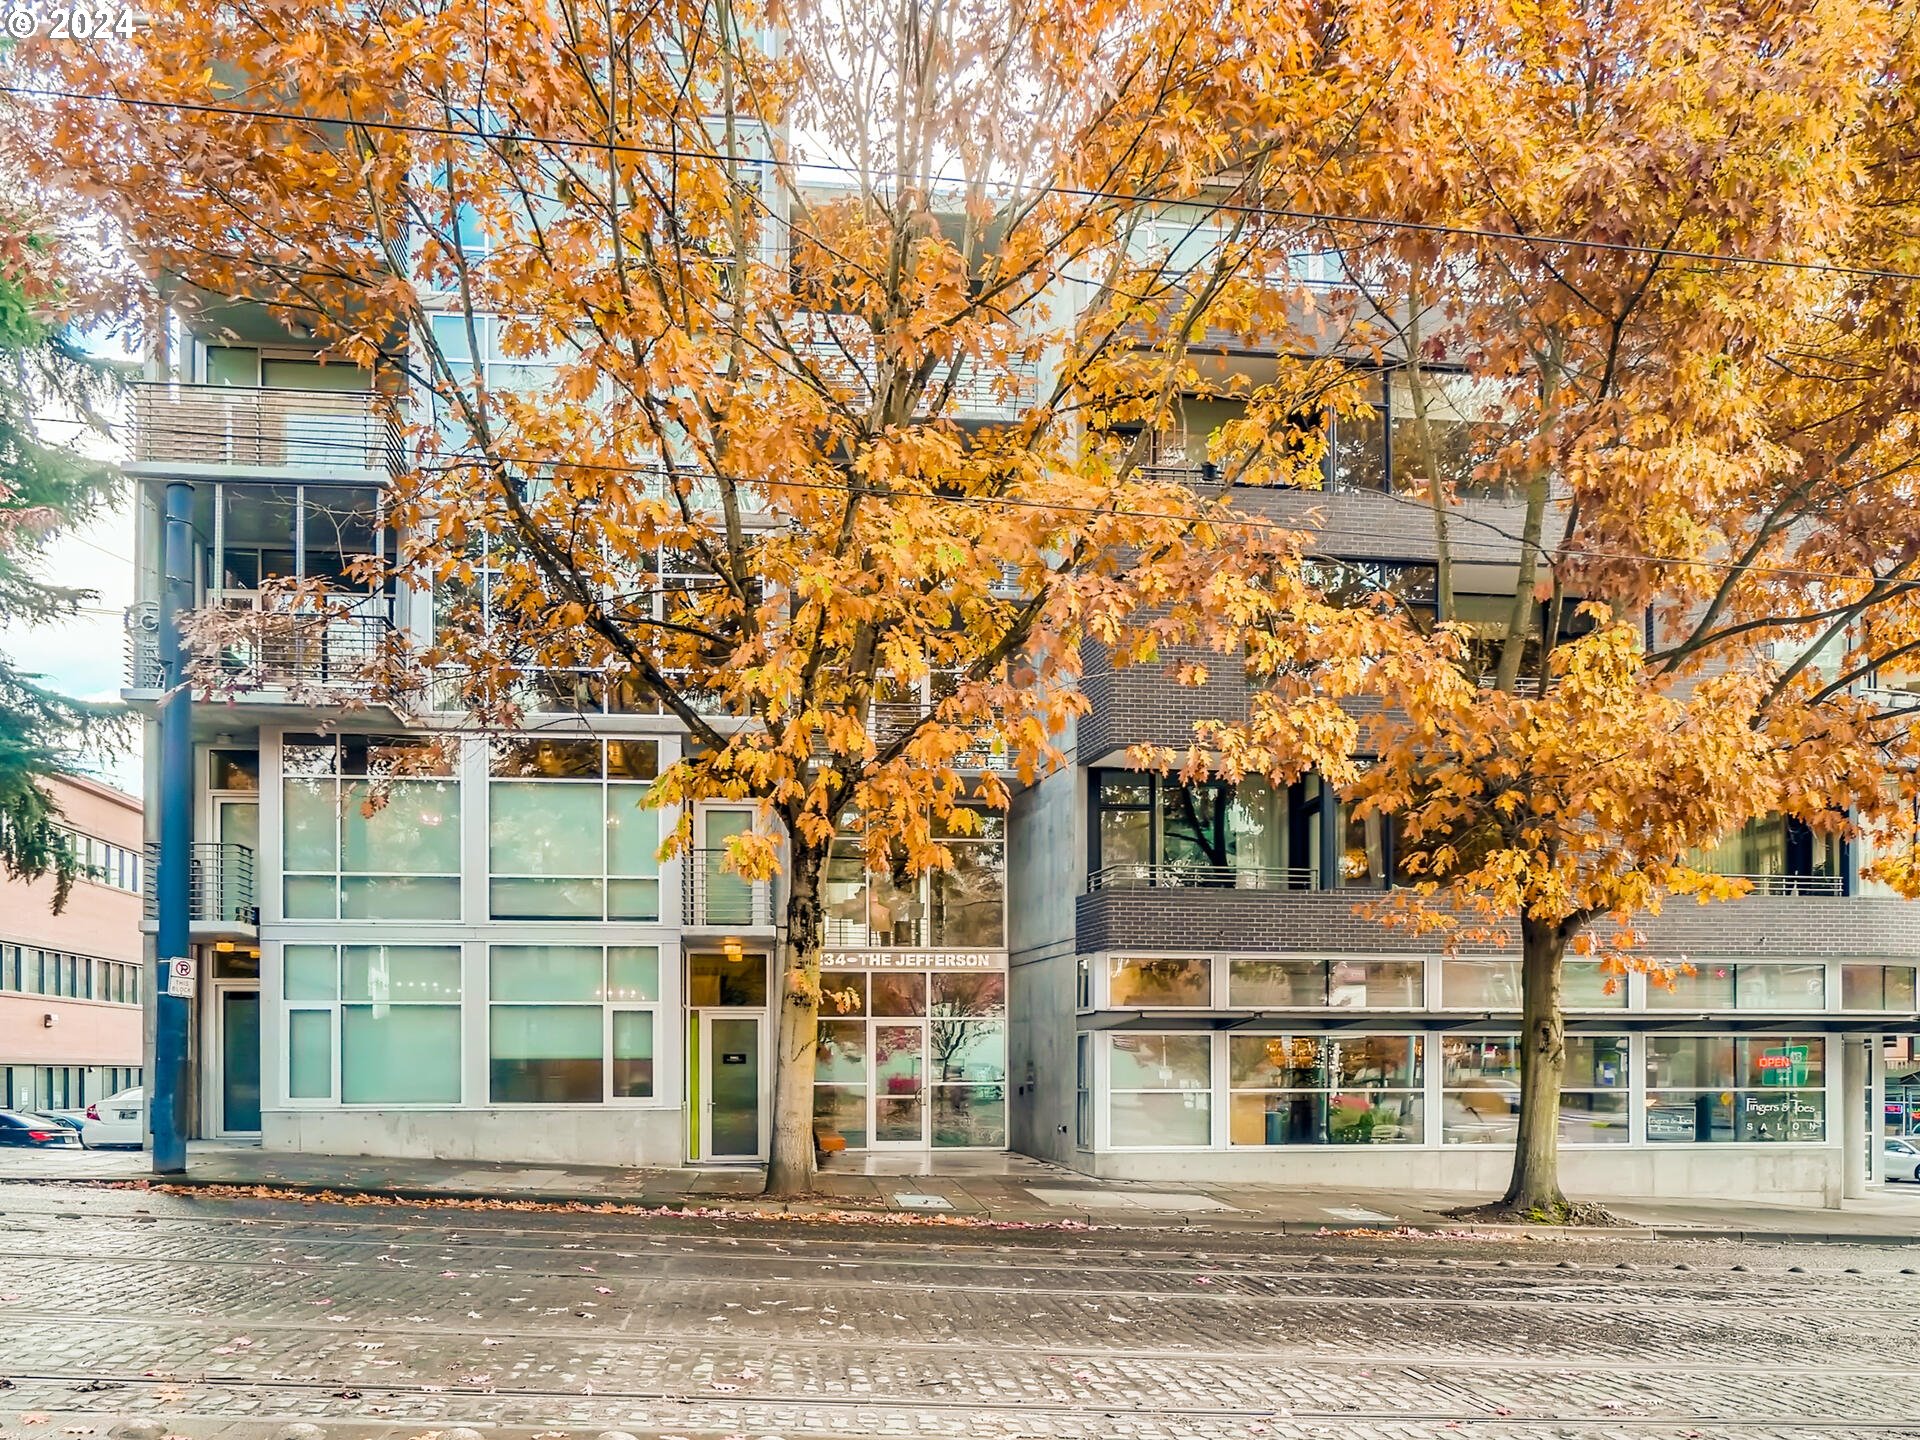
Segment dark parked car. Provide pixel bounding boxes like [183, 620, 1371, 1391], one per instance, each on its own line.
[0, 1109, 84, 1148]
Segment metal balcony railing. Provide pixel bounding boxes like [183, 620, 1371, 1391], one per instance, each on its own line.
[129, 382, 403, 477]
[683, 849, 774, 928]
[1711, 872, 1847, 897]
[143, 842, 258, 929]
[1087, 863, 1319, 892]
[789, 320, 1040, 421]
[125, 604, 392, 694]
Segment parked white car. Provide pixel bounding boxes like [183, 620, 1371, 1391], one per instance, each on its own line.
[1886, 1138, 1920, 1183]
[78, 1087, 145, 1148]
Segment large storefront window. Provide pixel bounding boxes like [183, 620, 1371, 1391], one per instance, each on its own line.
[1109, 1033, 1212, 1146]
[283, 736, 461, 920]
[283, 943, 462, 1104]
[1440, 957, 1626, 1009]
[1440, 1035, 1628, 1144]
[1648, 962, 1826, 1011]
[1228, 957, 1422, 1008]
[822, 812, 1005, 949]
[810, 967, 1007, 1148]
[1227, 1034, 1423, 1145]
[488, 944, 660, 1103]
[1090, 772, 1312, 887]
[1645, 1036, 1826, 1143]
[1841, 964, 1918, 1011]
[1109, 956, 1212, 1007]
[488, 739, 660, 920]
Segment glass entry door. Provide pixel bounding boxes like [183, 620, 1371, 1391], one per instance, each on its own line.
[872, 1021, 928, 1146]
[700, 1012, 765, 1160]
[219, 989, 262, 1133]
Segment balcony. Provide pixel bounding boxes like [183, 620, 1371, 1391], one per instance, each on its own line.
[127, 383, 402, 480]
[1089, 862, 1317, 891]
[142, 842, 258, 942]
[1710, 872, 1846, 897]
[683, 849, 775, 931]
[866, 700, 1006, 770]
[125, 603, 392, 699]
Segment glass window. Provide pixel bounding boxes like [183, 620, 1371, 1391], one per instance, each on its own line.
[489, 945, 664, 1103]
[487, 740, 660, 921]
[820, 969, 867, 1015]
[1229, 958, 1325, 1007]
[930, 972, 1005, 1017]
[341, 1004, 460, 1103]
[1564, 960, 1627, 1009]
[1227, 1034, 1423, 1145]
[1842, 964, 1918, 1011]
[1650, 963, 1825, 1011]
[931, 1018, 1006, 1147]
[1329, 960, 1423, 1008]
[281, 737, 462, 920]
[283, 944, 337, 1001]
[687, 953, 767, 1007]
[1109, 956, 1211, 1007]
[1441, 957, 1520, 1009]
[288, 1011, 332, 1099]
[870, 970, 927, 1016]
[1108, 1034, 1212, 1147]
[1440, 1035, 1628, 1145]
[1075, 1033, 1093, 1146]
[1646, 1035, 1825, 1143]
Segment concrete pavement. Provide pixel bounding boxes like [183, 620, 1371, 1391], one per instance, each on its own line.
[9, 1140, 1920, 1242]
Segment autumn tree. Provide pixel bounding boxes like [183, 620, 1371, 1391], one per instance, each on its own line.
[1174, 0, 1920, 1218]
[27, 0, 1467, 1192]
[0, 202, 126, 906]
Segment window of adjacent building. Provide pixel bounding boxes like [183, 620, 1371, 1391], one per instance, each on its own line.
[1440, 957, 1626, 1010]
[487, 944, 661, 1104]
[1226, 957, 1424, 1009]
[1685, 815, 1844, 891]
[487, 738, 660, 921]
[283, 735, 461, 920]
[1108, 1033, 1212, 1147]
[1075, 1033, 1093, 1148]
[823, 809, 1006, 949]
[1440, 1035, 1628, 1145]
[1645, 1035, 1826, 1143]
[283, 943, 462, 1105]
[1227, 1033, 1424, 1145]
[1648, 961, 1827, 1012]
[1108, 956, 1212, 1008]
[1841, 964, 1918, 1011]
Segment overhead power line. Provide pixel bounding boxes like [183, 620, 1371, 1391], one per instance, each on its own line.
[7, 82, 1920, 286]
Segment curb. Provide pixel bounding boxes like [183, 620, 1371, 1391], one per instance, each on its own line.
[11, 1172, 1920, 1246]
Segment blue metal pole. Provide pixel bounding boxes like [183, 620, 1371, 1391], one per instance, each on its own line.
[152, 480, 195, 1174]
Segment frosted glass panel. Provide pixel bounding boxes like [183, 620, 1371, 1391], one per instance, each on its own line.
[607, 877, 660, 921]
[606, 784, 658, 875]
[283, 875, 336, 919]
[490, 1004, 602, 1103]
[491, 945, 603, 1001]
[341, 780, 461, 873]
[341, 1005, 460, 1102]
[611, 1011, 655, 1098]
[491, 781, 601, 873]
[341, 945, 463, 1003]
[282, 780, 337, 870]
[283, 944, 337, 1001]
[489, 876, 602, 918]
[608, 947, 660, 1002]
[342, 876, 461, 920]
[288, 1010, 331, 1098]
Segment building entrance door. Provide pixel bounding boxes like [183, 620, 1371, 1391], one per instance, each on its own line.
[697, 1011, 765, 1160]
[217, 987, 262, 1134]
[871, 1020, 929, 1146]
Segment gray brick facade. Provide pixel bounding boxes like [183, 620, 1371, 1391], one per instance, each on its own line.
[1076, 888, 1920, 960]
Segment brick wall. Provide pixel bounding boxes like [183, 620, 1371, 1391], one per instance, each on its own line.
[1076, 888, 1920, 960]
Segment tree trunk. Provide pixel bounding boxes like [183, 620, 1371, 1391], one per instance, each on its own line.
[1503, 917, 1570, 1214]
[764, 846, 826, 1199]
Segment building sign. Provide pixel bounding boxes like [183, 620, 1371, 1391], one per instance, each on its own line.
[1737, 1092, 1823, 1142]
[1758, 1046, 1811, 1087]
[821, 949, 1007, 972]
[164, 957, 196, 999]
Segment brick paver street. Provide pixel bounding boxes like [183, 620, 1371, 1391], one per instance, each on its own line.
[1, 1179, 1918, 1440]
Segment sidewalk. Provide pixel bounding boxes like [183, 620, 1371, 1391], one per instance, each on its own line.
[9, 1140, 1920, 1243]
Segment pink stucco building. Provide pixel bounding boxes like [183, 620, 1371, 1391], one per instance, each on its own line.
[1, 775, 145, 1111]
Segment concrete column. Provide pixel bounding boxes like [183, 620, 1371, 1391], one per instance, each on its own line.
[1843, 1035, 1871, 1200]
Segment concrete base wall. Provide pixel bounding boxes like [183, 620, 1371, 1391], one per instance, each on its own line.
[263, 1107, 687, 1168]
[1066, 1144, 1843, 1207]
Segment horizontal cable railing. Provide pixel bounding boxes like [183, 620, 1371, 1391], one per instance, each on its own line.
[1710, 872, 1847, 897]
[193, 609, 392, 692]
[129, 382, 402, 477]
[683, 848, 774, 927]
[1088, 863, 1319, 892]
[142, 842, 258, 928]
